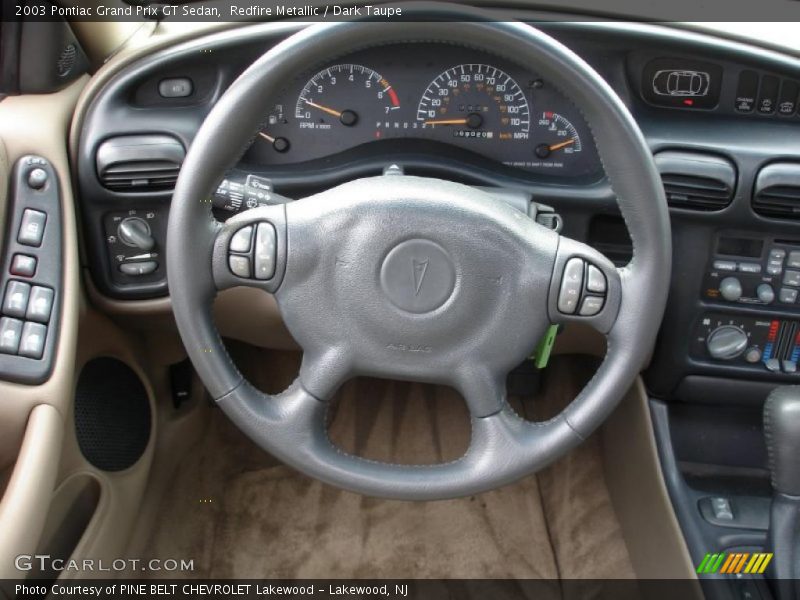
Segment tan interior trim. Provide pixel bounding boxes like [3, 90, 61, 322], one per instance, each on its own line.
[0, 405, 64, 579]
[0, 78, 86, 575]
[602, 378, 701, 586]
[0, 78, 86, 465]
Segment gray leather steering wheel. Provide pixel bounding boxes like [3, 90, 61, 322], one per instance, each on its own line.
[167, 15, 671, 500]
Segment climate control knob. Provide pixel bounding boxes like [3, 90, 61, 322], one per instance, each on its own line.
[707, 325, 749, 360]
[719, 277, 743, 302]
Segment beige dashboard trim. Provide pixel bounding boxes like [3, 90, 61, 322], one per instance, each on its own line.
[0, 404, 64, 580]
[603, 378, 700, 584]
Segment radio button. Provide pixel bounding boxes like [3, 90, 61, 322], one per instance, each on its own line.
[780, 288, 799, 303]
[738, 262, 762, 274]
[714, 260, 736, 271]
[768, 259, 784, 276]
[713, 260, 737, 272]
[770, 248, 787, 260]
[788, 251, 800, 269]
[783, 270, 800, 287]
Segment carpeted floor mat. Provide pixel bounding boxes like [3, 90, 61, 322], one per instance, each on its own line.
[140, 347, 634, 583]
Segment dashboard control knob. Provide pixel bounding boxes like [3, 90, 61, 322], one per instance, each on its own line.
[757, 283, 775, 304]
[707, 325, 749, 360]
[719, 277, 743, 302]
[117, 217, 155, 251]
[745, 346, 763, 364]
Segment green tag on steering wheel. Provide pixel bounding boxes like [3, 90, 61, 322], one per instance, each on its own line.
[532, 324, 559, 369]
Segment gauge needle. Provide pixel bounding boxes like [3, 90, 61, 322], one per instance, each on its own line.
[258, 132, 275, 143]
[304, 99, 343, 118]
[424, 113, 483, 129]
[424, 118, 468, 126]
[548, 139, 575, 152]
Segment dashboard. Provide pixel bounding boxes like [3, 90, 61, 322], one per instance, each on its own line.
[241, 44, 600, 179]
[73, 20, 800, 399]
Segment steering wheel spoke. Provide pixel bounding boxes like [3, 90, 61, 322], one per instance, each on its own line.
[547, 235, 622, 335]
[210, 205, 288, 293]
[455, 364, 508, 418]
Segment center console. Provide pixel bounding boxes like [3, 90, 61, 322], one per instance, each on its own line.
[692, 233, 800, 376]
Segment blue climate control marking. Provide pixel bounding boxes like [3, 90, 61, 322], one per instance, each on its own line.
[791, 345, 800, 363]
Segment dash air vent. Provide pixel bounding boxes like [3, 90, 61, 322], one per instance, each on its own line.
[654, 151, 737, 211]
[96, 135, 185, 192]
[753, 163, 800, 219]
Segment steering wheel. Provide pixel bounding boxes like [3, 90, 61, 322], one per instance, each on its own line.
[167, 14, 671, 500]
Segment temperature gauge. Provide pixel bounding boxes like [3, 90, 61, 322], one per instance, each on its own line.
[533, 111, 582, 159]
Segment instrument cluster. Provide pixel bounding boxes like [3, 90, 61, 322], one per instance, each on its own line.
[243, 43, 601, 179]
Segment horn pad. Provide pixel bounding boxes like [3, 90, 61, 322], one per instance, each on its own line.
[380, 239, 456, 314]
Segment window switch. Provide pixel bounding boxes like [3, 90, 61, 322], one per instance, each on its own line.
[25, 286, 54, 323]
[0, 317, 23, 354]
[711, 497, 734, 521]
[2, 281, 31, 319]
[18, 322, 46, 359]
[17, 209, 47, 247]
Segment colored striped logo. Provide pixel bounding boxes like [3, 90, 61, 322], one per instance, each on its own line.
[696, 552, 773, 575]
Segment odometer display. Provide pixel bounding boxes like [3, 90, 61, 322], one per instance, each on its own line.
[416, 64, 530, 141]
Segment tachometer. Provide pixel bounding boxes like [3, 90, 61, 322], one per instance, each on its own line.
[294, 64, 400, 130]
[416, 64, 530, 140]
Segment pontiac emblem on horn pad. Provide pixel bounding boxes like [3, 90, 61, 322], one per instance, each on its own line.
[412, 259, 429, 295]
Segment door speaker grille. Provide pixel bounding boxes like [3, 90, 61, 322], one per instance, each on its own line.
[74, 358, 151, 472]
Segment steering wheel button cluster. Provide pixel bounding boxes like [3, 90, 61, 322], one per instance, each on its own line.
[228, 255, 251, 278]
[229, 225, 253, 253]
[558, 257, 609, 316]
[557, 258, 584, 314]
[580, 295, 605, 316]
[254, 223, 277, 280]
[226, 222, 277, 280]
[586, 265, 607, 294]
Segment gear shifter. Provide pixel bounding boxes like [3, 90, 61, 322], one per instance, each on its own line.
[763, 387, 800, 600]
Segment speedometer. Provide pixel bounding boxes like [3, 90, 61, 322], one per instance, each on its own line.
[416, 64, 530, 141]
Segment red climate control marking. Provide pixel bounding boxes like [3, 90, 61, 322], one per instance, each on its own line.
[768, 320, 780, 342]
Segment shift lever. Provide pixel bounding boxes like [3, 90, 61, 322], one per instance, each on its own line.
[763, 387, 800, 600]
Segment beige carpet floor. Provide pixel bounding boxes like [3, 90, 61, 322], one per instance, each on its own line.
[140, 347, 634, 583]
